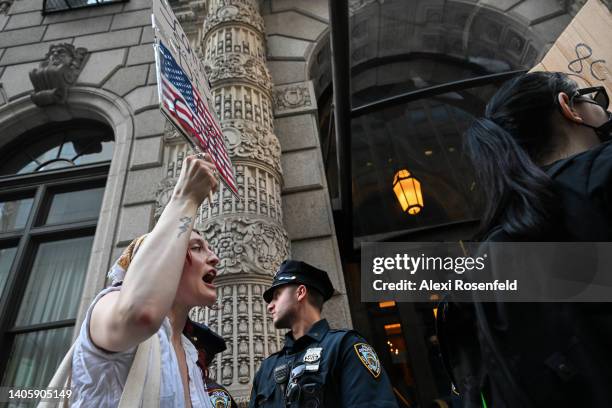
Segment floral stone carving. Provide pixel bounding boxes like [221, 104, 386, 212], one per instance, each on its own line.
[202, 217, 289, 276]
[204, 53, 272, 93]
[204, 2, 265, 34]
[222, 119, 281, 173]
[29, 43, 88, 106]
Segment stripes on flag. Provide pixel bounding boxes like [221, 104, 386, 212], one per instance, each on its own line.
[157, 41, 238, 195]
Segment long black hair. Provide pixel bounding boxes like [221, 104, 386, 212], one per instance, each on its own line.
[465, 72, 578, 238]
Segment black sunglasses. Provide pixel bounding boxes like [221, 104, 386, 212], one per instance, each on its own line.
[569, 86, 609, 110]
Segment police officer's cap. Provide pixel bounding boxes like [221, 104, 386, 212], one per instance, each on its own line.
[184, 318, 226, 356]
[263, 260, 334, 303]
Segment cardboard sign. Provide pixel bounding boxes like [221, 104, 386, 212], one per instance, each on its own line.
[531, 0, 612, 93]
[152, 0, 239, 197]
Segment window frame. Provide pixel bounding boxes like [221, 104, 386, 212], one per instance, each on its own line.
[42, 0, 129, 15]
[0, 162, 109, 383]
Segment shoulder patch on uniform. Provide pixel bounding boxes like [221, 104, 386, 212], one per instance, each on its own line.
[353, 343, 381, 379]
[208, 388, 232, 408]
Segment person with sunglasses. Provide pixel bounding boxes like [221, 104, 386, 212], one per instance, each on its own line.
[436, 71, 612, 408]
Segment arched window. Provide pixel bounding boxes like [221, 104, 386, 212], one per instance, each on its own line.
[0, 119, 114, 390]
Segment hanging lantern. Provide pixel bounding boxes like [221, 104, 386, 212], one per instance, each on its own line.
[393, 169, 424, 215]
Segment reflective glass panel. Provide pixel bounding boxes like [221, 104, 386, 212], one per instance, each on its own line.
[45, 187, 104, 225]
[0, 121, 113, 177]
[348, 0, 574, 105]
[351, 83, 507, 241]
[0, 197, 34, 232]
[2, 326, 73, 394]
[0, 247, 18, 296]
[15, 236, 93, 326]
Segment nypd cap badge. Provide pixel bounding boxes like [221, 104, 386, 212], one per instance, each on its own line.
[354, 343, 381, 378]
[303, 347, 323, 363]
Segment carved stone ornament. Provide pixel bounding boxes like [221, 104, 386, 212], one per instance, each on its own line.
[154, 176, 178, 220]
[163, 122, 185, 144]
[222, 119, 281, 173]
[204, 53, 272, 93]
[202, 217, 290, 276]
[0, 0, 12, 15]
[272, 81, 317, 116]
[29, 43, 88, 106]
[204, 2, 265, 34]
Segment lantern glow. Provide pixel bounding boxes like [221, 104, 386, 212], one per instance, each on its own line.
[393, 169, 424, 215]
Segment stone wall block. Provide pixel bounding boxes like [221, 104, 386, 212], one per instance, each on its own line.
[123, 166, 163, 205]
[134, 108, 166, 138]
[0, 25, 45, 48]
[103, 64, 148, 97]
[267, 60, 306, 86]
[116, 203, 155, 245]
[9, 0, 42, 14]
[44, 15, 112, 41]
[124, 0, 152, 11]
[291, 237, 345, 291]
[274, 114, 318, 152]
[280, 149, 322, 192]
[5, 11, 43, 30]
[127, 43, 155, 66]
[124, 84, 159, 113]
[73, 27, 141, 52]
[264, 11, 327, 41]
[0, 61, 37, 100]
[111, 9, 152, 30]
[76, 48, 126, 87]
[41, 3, 123, 24]
[282, 189, 333, 240]
[131, 135, 163, 170]
[267, 35, 310, 60]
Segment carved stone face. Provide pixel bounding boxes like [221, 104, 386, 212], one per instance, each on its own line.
[0, 1, 11, 14]
[48, 45, 73, 67]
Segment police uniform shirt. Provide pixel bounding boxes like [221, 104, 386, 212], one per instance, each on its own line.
[249, 319, 398, 408]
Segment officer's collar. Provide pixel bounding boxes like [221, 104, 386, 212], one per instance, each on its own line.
[284, 319, 330, 349]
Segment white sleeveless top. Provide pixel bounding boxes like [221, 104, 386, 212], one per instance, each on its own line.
[70, 286, 213, 408]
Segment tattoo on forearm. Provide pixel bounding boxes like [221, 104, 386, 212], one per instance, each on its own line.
[177, 216, 192, 238]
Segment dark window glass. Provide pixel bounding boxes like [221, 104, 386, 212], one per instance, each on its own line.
[0, 197, 34, 232]
[351, 83, 505, 241]
[0, 247, 17, 296]
[0, 121, 114, 177]
[45, 187, 105, 225]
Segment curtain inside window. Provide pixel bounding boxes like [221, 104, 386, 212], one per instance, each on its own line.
[2, 326, 73, 404]
[0, 247, 17, 297]
[15, 236, 93, 327]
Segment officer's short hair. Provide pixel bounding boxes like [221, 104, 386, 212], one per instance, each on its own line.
[306, 286, 325, 311]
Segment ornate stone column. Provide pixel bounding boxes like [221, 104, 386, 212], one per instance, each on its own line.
[158, 0, 289, 401]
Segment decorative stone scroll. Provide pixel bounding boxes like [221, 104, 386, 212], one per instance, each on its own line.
[201, 217, 289, 276]
[29, 43, 88, 106]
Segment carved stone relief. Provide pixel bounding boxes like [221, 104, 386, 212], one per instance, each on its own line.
[204, 25, 264, 61]
[200, 217, 290, 276]
[29, 43, 88, 106]
[0, 0, 12, 14]
[204, 1, 265, 34]
[214, 85, 274, 131]
[204, 53, 273, 93]
[197, 163, 282, 222]
[272, 81, 317, 117]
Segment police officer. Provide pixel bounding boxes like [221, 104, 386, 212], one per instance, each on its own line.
[184, 319, 238, 408]
[249, 260, 399, 408]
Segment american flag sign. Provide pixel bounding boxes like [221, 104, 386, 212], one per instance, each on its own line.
[152, 0, 238, 197]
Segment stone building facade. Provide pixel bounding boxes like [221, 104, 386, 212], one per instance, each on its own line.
[0, 0, 596, 405]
